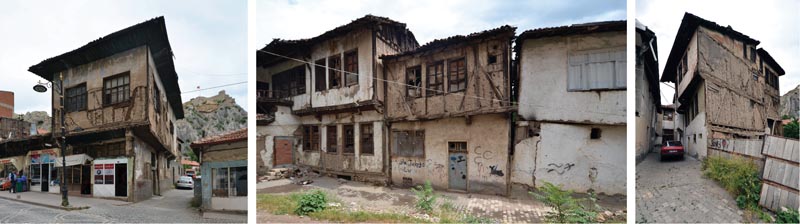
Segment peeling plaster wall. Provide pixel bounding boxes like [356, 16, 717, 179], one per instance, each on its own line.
[534, 123, 625, 195]
[146, 49, 178, 157]
[296, 111, 384, 175]
[202, 141, 247, 162]
[133, 136, 155, 202]
[635, 64, 658, 162]
[511, 135, 539, 187]
[54, 46, 149, 134]
[257, 105, 301, 172]
[390, 114, 509, 195]
[257, 60, 310, 111]
[683, 112, 707, 158]
[518, 31, 626, 125]
[309, 29, 375, 108]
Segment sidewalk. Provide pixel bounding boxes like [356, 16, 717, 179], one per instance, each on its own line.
[0, 190, 129, 211]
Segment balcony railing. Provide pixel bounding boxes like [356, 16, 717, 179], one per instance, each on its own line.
[257, 90, 293, 105]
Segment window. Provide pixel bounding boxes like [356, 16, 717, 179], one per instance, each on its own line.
[273, 66, 306, 97]
[568, 49, 626, 90]
[448, 142, 467, 152]
[315, 59, 326, 91]
[488, 54, 498, 64]
[360, 123, 373, 154]
[406, 66, 422, 98]
[303, 125, 320, 151]
[590, 128, 602, 139]
[750, 46, 756, 62]
[392, 130, 424, 157]
[427, 62, 444, 96]
[448, 58, 467, 92]
[65, 83, 87, 112]
[765, 69, 779, 89]
[343, 125, 355, 154]
[78, 142, 126, 158]
[153, 82, 161, 113]
[212, 166, 247, 197]
[170, 121, 174, 134]
[103, 73, 130, 105]
[327, 125, 338, 153]
[344, 50, 358, 86]
[743, 43, 747, 58]
[329, 54, 342, 89]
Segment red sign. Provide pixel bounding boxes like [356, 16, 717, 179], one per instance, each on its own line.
[104, 164, 114, 169]
[94, 164, 103, 169]
[0, 159, 11, 164]
[30, 149, 56, 155]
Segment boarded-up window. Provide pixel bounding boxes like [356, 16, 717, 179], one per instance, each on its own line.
[568, 49, 626, 90]
[303, 125, 320, 151]
[327, 125, 338, 153]
[343, 125, 355, 154]
[448, 58, 467, 92]
[65, 83, 87, 112]
[315, 59, 326, 91]
[407, 66, 422, 98]
[273, 66, 306, 97]
[392, 130, 424, 157]
[329, 55, 342, 89]
[427, 62, 444, 96]
[344, 50, 358, 86]
[360, 123, 373, 154]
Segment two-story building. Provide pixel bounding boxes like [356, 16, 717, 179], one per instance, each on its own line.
[635, 20, 661, 163]
[256, 15, 418, 182]
[28, 16, 183, 202]
[381, 26, 516, 195]
[512, 21, 627, 195]
[660, 13, 785, 159]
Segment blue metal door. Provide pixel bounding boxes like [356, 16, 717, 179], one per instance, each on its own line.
[448, 153, 467, 191]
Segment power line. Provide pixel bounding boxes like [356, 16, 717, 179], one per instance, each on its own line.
[258, 50, 625, 117]
[182, 81, 247, 94]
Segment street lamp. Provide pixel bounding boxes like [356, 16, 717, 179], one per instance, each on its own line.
[33, 75, 69, 207]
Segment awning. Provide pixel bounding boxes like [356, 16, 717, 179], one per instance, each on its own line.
[0, 157, 22, 172]
[54, 154, 93, 167]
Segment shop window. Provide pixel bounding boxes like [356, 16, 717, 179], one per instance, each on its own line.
[407, 66, 422, 98]
[392, 130, 424, 157]
[448, 58, 467, 92]
[329, 54, 342, 89]
[327, 125, 338, 153]
[303, 125, 320, 151]
[65, 83, 87, 112]
[427, 62, 444, 96]
[344, 50, 358, 86]
[315, 59, 326, 91]
[103, 72, 130, 106]
[212, 166, 247, 197]
[360, 123, 374, 154]
[343, 125, 355, 154]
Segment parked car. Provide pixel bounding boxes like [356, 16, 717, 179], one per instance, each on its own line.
[176, 176, 194, 189]
[661, 140, 685, 160]
[0, 178, 9, 191]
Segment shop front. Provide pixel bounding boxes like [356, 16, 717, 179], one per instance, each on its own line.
[92, 158, 129, 198]
[55, 154, 94, 195]
[27, 148, 59, 193]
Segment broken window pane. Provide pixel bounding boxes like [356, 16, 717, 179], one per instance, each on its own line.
[329, 55, 342, 89]
[406, 66, 422, 98]
[315, 59, 326, 91]
[343, 125, 355, 154]
[448, 58, 466, 92]
[427, 62, 444, 96]
[344, 50, 358, 86]
[327, 125, 338, 153]
[361, 124, 373, 154]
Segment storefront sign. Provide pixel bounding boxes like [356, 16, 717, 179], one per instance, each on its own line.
[94, 164, 115, 185]
[94, 164, 104, 184]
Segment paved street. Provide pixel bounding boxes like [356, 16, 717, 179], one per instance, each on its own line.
[636, 153, 745, 223]
[0, 188, 244, 223]
[257, 176, 626, 223]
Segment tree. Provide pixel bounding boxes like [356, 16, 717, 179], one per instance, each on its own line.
[784, 118, 799, 139]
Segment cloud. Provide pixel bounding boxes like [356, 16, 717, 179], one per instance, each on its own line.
[637, 0, 800, 104]
[0, 0, 248, 115]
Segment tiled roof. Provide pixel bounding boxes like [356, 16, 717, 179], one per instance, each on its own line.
[191, 128, 247, 147]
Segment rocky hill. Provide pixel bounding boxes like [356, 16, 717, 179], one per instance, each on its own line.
[781, 85, 799, 118]
[176, 90, 247, 158]
[14, 111, 52, 134]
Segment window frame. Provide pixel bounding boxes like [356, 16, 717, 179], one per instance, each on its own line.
[567, 48, 627, 91]
[426, 61, 444, 96]
[65, 83, 87, 112]
[344, 50, 358, 86]
[343, 124, 355, 154]
[326, 125, 338, 154]
[303, 125, 320, 152]
[447, 57, 467, 93]
[391, 130, 425, 157]
[314, 58, 327, 92]
[328, 54, 342, 89]
[360, 123, 374, 155]
[102, 72, 131, 106]
[153, 81, 161, 113]
[406, 65, 422, 98]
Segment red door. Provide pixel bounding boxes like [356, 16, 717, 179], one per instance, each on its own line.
[274, 138, 293, 166]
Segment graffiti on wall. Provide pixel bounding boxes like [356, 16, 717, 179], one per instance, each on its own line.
[710, 138, 729, 149]
[489, 165, 505, 176]
[473, 146, 494, 174]
[545, 163, 575, 175]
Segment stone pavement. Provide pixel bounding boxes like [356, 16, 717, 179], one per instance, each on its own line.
[258, 176, 626, 223]
[636, 153, 745, 223]
[0, 188, 245, 223]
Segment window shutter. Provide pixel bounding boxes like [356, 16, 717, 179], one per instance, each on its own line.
[568, 48, 626, 90]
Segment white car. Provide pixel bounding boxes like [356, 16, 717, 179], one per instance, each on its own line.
[176, 176, 194, 189]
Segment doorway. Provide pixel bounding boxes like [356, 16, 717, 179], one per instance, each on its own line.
[274, 137, 294, 167]
[115, 164, 127, 197]
[41, 165, 50, 192]
[448, 142, 468, 191]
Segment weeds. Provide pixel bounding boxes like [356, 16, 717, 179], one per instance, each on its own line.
[411, 181, 438, 214]
[702, 156, 761, 209]
[295, 190, 327, 216]
[530, 181, 599, 223]
[776, 207, 799, 223]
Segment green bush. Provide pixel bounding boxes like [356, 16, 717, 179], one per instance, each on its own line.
[776, 208, 799, 223]
[295, 190, 327, 216]
[784, 119, 799, 139]
[411, 181, 437, 214]
[702, 156, 761, 209]
[530, 181, 598, 223]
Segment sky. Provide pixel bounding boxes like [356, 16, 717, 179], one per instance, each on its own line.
[257, 0, 626, 51]
[0, 0, 248, 116]
[637, 0, 800, 105]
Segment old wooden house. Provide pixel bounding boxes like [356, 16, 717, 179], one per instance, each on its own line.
[380, 26, 516, 195]
[635, 20, 661, 163]
[512, 21, 627, 195]
[660, 13, 785, 159]
[27, 17, 184, 202]
[256, 15, 419, 182]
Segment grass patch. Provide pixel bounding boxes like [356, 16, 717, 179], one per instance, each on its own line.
[257, 191, 426, 223]
[702, 156, 761, 209]
[310, 209, 426, 223]
[257, 193, 301, 215]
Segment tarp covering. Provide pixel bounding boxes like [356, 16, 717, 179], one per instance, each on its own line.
[0, 157, 22, 173]
[54, 154, 93, 167]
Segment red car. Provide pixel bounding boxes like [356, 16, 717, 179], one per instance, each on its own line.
[661, 140, 685, 160]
